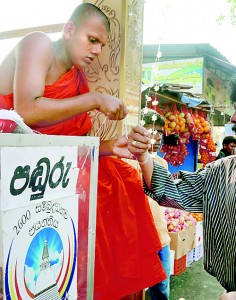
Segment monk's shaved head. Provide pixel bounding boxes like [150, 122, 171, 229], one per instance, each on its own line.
[68, 3, 110, 32]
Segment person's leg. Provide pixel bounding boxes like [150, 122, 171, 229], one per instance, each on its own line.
[149, 244, 171, 300]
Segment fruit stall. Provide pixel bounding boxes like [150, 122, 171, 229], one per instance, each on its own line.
[142, 83, 217, 174]
[141, 83, 211, 277]
[164, 207, 204, 276]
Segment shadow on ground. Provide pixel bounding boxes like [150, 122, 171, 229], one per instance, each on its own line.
[146, 258, 225, 300]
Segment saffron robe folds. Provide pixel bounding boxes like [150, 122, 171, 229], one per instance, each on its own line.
[0, 67, 166, 299]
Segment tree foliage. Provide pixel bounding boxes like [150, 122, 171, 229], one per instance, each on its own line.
[217, 0, 236, 25]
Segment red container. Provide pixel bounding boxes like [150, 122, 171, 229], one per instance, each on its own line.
[0, 119, 17, 133]
[173, 254, 187, 276]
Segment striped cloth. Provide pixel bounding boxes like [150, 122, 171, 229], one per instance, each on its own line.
[143, 156, 236, 292]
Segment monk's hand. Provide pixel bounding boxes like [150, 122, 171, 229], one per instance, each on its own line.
[127, 125, 151, 160]
[97, 93, 128, 120]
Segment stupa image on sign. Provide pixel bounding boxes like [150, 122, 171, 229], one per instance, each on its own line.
[25, 228, 63, 299]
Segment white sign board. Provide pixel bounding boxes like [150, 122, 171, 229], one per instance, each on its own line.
[0, 134, 99, 300]
[1, 146, 79, 211]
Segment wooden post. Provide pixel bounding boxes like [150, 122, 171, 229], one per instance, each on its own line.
[82, 1, 145, 296]
[83, 0, 144, 139]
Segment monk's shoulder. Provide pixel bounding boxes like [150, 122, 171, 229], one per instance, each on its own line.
[17, 32, 54, 67]
[19, 32, 52, 53]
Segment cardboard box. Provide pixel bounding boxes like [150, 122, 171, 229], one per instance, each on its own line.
[194, 221, 203, 247]
[193, 243, 204, 261]
[187, 224, 196, 251]
[186, 249, 194, 267]
[170, 250, 175, 275]
[169, 229, 188, 259]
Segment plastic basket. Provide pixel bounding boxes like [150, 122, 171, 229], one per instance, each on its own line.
[173, 254, 187, 276]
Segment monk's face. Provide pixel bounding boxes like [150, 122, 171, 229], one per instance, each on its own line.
[65, 16, 109, 69]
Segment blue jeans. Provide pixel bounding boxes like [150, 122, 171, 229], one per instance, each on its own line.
[149, 244, 171, 300]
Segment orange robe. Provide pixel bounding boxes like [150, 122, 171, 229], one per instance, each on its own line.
[0, 67, 166, 299]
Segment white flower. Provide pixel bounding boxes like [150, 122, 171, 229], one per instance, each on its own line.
[143, 107, 149, 114]
[152, 100, 159, 105]
[150, 138, 156, 145]
[145, 95, 152, 102]
[150, 152, 156, 158]
[154, 85, 160, 92]
[152, 114, 157, 121]
[140, 120, 145, 126]
[156, 51, 162, 58]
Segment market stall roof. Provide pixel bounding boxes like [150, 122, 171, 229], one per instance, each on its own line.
[143, 43, 236, 73]
[142, 83, 211, 111]
[143, 43, 229, 63]
[205, 55, 236, 75]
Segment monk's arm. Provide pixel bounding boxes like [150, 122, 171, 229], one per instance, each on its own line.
[13, 33, 126, 127]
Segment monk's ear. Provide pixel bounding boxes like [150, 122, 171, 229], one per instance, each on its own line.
[63, 21, 76, 39]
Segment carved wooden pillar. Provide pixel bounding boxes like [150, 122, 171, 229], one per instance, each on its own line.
[83, 0, 144, 138]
